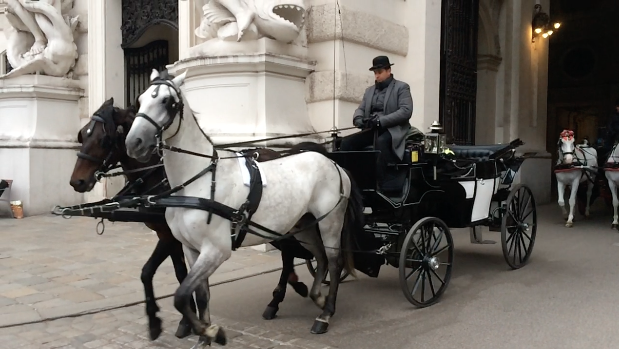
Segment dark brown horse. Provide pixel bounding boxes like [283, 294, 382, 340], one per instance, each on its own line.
[69, 98, 322, 339]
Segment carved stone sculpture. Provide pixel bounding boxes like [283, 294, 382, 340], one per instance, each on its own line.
[194, 0, 308, 48]
[2, 0, 79, 79]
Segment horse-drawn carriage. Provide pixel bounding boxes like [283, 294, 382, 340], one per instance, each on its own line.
[319, 127, 536, 306]
[53, 70, 537, 346]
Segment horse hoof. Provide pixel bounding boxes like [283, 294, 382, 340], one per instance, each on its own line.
[565, 223, 573, 228]
[206, 324, 227, 346]
[613, 224, 618, 230]
[291, 282, 309, 298]
[149, 317, 163, 340]
[310, 319, 329, 334]
[174, 321, 192, 339]
[262, 306, 279, 320]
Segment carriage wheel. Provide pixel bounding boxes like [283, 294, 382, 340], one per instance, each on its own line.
[305, 258, 350, 285]
[399, 217, 454, 307]
[501, 184, 537, 269]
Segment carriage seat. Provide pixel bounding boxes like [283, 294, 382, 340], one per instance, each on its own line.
[448, 144, 507, 161]
[360, 126, 425, 153]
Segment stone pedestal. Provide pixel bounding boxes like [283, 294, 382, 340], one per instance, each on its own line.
[0, 75, 84, 216]
[167, 52, 319, 148]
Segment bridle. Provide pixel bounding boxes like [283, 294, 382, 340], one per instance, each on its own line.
[134, 77, 184, 147]
[76, 109, 123, 180]
[557, 129, 577, 164]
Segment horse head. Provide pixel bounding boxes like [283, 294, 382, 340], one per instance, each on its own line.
[69, 97, 136, 192]
[125, 69, 187, 163]
[558, 129, 576, 165]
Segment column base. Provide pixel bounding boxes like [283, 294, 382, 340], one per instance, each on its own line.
[0, 76, 84, 216]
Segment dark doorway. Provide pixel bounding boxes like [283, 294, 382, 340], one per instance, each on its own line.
[439, 0, 480, 145]
[121, 0, 179, 108]
[546, 0, 618, 199]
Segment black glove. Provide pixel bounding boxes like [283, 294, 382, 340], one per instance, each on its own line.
[365, 116, 380, 129]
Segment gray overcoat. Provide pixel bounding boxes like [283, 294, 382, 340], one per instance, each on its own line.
[352, 79, 414, 160]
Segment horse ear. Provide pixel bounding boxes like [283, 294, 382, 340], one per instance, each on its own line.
[150, 69, 159, 82]
[172, 70, 187, 88]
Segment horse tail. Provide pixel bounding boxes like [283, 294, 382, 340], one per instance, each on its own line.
[339, 167, 364, 278]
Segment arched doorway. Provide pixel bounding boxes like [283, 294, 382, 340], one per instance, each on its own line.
[121, 0, 179, 108]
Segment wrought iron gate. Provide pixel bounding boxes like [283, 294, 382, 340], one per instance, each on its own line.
[124, 40, 170, 108]
[439, 0, 480, 145]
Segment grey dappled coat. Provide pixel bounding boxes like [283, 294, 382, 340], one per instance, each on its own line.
[352, 79, 413, 160]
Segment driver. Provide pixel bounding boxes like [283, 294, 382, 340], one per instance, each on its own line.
[339, 55, 413, 190]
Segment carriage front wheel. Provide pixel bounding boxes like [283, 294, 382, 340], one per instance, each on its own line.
[399, 217, 454, 307]
[305, 258, 350, 285]
[501, 184, 537, 269]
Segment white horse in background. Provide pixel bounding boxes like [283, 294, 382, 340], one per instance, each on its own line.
[554, 129, 598, 227]
[124, 69, 363, 346]
[604, 141, 619, 229]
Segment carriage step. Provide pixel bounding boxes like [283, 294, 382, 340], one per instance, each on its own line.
[470, 226, 497, 244]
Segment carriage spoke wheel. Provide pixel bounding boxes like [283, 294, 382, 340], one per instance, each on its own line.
[501, 184, 537, 269]
[399, 217, 454, 307]
[306, 258, 350, 285]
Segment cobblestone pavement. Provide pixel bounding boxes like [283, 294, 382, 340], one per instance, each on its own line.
[0, 299, 335, 349]
[0, 215, 302, 328]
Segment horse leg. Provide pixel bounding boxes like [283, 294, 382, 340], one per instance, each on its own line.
[607, 174, 619, 229]
[585, 178, 595, 218]
[287, 266, 309, 297]
[174, 245, 227, 347]
[169, 241, 197, 339]
[140, 239, 173, 340]
[195, 278, 211, 332]
[566, 177, 580, 227]
[262, 247, 294, 320]
[557, 180, 568, 220]
[310, 220, 346, 335]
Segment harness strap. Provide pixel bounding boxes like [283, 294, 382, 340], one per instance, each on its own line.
[231, 156, 263, 250]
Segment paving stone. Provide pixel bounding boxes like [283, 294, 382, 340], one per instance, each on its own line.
[0, 214, 303, 330]
[0, 286, 39, 298]
[14, 276, 50, 286]
[16, 292, 55, 305]
[58, 290, 105, 303]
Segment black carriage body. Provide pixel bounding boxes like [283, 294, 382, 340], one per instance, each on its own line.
[326, 148, 509, 229]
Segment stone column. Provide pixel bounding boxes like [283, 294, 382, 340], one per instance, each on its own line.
[475, 54, 502, 144]
[178, 0, 200, 60]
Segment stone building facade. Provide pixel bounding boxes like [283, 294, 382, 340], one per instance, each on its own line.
[0, 0, 553, 216]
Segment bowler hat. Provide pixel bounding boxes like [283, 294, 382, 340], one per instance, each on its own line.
[369, 56, 394, 71]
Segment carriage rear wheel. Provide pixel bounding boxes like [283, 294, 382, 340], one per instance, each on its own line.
[305, 258, 350, 285]
[501, 184, 537, 269]
[399, 217, 454, 307]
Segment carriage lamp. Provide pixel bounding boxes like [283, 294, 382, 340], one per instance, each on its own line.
[424, 121, 446, 155]
[532, 4, 561, 42]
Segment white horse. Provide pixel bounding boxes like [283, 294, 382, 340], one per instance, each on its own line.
[604, 142, 619, 229]
[124, 69, 362, 346]
[554, 129, 597, 227]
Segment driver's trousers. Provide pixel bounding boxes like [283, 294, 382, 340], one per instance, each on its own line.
[340, 128, 398, 186]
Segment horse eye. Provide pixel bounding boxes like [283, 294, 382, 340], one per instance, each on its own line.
[162, 97, 168, 104]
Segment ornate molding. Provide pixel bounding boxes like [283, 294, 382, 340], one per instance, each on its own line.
[306, 4, 409, 57]
[477, 54, 502, 72]
[121, 0, 178, 48]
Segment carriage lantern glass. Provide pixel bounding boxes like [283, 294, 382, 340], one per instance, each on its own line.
[424, 121, 446, 154]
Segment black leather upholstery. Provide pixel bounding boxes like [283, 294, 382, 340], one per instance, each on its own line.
[449, 144, 506, 161]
